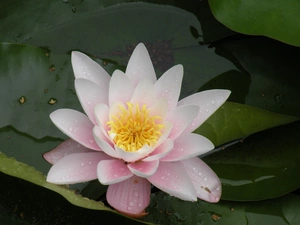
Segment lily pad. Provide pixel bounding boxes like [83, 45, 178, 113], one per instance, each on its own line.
[213, 37, 300, 117]
[0, 164, 150, 225]
[0, 42, 120, 139]
[203, 121, 300, 201]
[196, 102, 298, 147]
[22, 3, 238, 98]
[143, 191, 300, 225]
[208, 0, 300, 46]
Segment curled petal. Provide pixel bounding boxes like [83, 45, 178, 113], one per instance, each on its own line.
[154, 64, 183, 109]
[178, 89, 231, 133]
[166, 105, 199, 140]
[75, 78, 108, 124]
[97, 159, 133, 185]
[127, 160, 159, 178]
[125, 43, 156, 86]
[71, 51, 110, 87]
[109, 70, 135, 106]
[46, 152, 110, 184]
[143, 138, 174, 162]
[115, 145, 154, 163]
[106, 175, 151, 215]
[147, 162, 197, 201]
[180, 157, 222, 203]
[161, 133, 214, 162]
[153, 121, 173, 148]
[94, 103, 110, 132]
[50, 109, 100, 150]
[93, 126, 119, 158]
[43, 139, 93, 164]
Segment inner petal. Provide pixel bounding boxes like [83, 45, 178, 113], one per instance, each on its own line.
[106, 102, 165, 153]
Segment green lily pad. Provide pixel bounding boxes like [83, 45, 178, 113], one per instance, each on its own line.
[143, 191, 300, 225]
[0, 42, 120, 139]
[196, 102, 298, 147]
[203, 121, 300, 201]
[0, 152, 152, 224]
[213, 37, 300, 117]
[22, 3, 238, 98]
[208, 0, 300, 46]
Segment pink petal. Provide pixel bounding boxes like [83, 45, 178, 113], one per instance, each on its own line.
[154, 65, 183, 109]
[97, 159, 133, 185]
[106, 175, 151, 215]
[46, 152, 110, 184]
[50, 109, 100, 150]
[127, 160, 159, 178]
[75, 78, 108, 125]
[148, 98, 168, 120]
[109, 70, 135, 106]
[108, 101, 126, 121]
[43, 139, 93, 164]
[178, 89, 231, 133]
[94, 103, 110, 132]
[71, 51, 110, 87]
[125, 43, 156, 86]
[153, 121, 173, 148]
[166, 105, 199, 140]
[130, 79, 157, 107]
[93, 126, 119, 158]
[115, 145, 154, 163]
[160, 133, 214, 162]
[147, 162, 197, 201]
[143, 138, 174, 162]
[180, 157, 222, 203]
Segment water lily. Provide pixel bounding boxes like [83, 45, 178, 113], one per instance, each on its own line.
[44, 43, 230, 217]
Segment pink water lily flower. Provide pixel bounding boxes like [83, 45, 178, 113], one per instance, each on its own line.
[44, 43, 230, 217]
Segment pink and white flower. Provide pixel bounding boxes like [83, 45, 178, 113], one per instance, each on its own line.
[44, 43, 230, 217]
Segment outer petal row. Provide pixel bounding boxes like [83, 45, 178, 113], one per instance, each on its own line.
[180, 157, 222, 203]
[178, 89, 231, 134]
[71, 51, 110, 88]
[46, 152, 111, 184]
[43, 138, 93, 164]
[166, 104, 199, 140]
[106, 175, 151, 216]
[161, 133, 214, 162]
[50, 109, 100, 150]
[97, 159, 133, 185]
[75, 78, 108, 125]
[147, 162, 197, 201]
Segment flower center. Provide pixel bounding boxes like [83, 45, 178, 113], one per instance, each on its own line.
[107, 102, 164, 152]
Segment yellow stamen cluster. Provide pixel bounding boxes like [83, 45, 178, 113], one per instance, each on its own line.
[107, 102, 164, 152]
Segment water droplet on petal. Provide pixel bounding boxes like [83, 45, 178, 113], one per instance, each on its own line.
[69, 127, 73, 132]
[129, 202, 134, 207]
[203, 177, 208, 182]
[198, 172, 202, 176]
